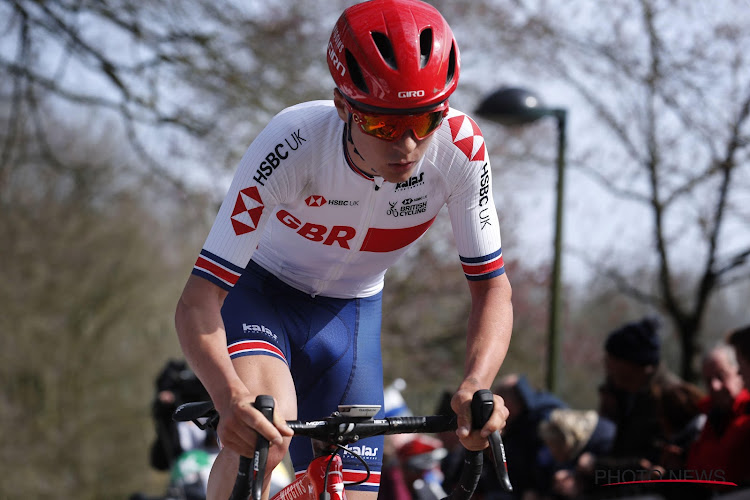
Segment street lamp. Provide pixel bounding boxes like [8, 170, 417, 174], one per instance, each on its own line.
[476, 87, 567, 394]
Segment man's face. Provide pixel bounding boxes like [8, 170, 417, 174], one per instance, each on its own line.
[737, 351, 750, 391]
[604, 353, 651, 393]
[702, 350, 743, 410]
[334, 90, 437, 184]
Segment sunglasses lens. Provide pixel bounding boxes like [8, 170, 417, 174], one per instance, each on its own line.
[359, 116, 402, 141]
[352, 107, 447, 141]
[411, 110, 445, 139]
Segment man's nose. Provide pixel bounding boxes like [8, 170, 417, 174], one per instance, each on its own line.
[393, 129, 419, 152]
[710, 377, 723, 392]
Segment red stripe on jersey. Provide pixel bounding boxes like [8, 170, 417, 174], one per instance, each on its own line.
[195, 256, 240, 286]
[462, 255, 505, 276]
[343, 469, 381, 485]
[228, 340, 286, 361]
[360, 216, 437, 253]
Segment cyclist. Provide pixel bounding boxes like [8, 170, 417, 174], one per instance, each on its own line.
[174, 1, 513, 499]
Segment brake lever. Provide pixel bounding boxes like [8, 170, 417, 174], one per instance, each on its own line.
[228, 395, 275, 500]
[471, 390, 513, 493]
[251, 395, 275, 500]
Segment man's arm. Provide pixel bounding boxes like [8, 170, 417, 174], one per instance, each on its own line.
[174, 275, 291, 455]
[452, 272, 513, 448]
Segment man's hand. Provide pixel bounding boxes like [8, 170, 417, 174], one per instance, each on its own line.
[215, 392, 293, 457]
[451, 385, 509, 451]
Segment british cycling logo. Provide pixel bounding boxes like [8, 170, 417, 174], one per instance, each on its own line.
[596, 468, 735, 488]
[387, 196, 428, 217]
[231, 186, 264, 235]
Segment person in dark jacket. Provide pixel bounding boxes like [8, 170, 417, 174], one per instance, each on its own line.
[596, 316, 682, 465]
[572, 316, 708, 500]
[149, 359, 212, 471]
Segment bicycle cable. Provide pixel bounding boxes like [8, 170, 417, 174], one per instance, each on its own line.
[322, 443, 371, 493]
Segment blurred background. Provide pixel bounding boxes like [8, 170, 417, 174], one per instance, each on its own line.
[1, 0, 748, 497]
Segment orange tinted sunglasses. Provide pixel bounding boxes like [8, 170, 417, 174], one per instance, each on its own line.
[346, 100, 449, 141]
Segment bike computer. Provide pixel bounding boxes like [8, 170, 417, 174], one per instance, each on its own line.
[336, 404, 381, 418]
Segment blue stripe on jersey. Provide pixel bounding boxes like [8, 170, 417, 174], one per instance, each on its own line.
[460, 247, 503, 264]
[191, 268, 233, 291]
[466, 267, 506, 281]
[200, 249, 245, 273]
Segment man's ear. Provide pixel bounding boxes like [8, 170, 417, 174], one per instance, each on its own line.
[333, 88, 348, 122]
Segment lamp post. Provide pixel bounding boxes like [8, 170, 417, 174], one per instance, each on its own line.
[476, 87, 567, 394]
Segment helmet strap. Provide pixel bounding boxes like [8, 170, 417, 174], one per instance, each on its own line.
[347, 113, 354, 144]
[347, 113, 366, 163]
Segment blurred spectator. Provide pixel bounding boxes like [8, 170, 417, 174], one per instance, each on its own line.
[559, 316, 699, 500]
[379, 378, 414, 500]
[396, 434, 449, 499]
[728, 324, 750, 391]
[687, 338, 750, 486]
[539, 409, 615, 466]
[547, 383, 704, 499]
[441, 374, 567, 499]
[384, 378, 413, 417]
[538, 409, 615, 499]
[652, 381, 705, 471]
[596, 316, 681, 465]
[149, 359, 212, 471]
[379, 379, 448, 500]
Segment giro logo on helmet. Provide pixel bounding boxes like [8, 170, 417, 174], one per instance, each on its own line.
[398, 90, 426, 98]
[328, 26, 346, 77]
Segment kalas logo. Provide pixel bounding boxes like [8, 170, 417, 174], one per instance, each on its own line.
[305, 195, 327, 207]
[231, 186, 264, 235]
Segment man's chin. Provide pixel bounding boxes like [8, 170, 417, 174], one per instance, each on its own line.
[381, 164, 418, 184]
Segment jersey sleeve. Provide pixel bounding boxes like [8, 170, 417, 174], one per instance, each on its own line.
[444, 113, 505, 281]
[192, 107, 311, 290]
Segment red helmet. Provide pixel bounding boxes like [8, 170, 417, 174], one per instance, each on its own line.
[328, 0, 460, 112]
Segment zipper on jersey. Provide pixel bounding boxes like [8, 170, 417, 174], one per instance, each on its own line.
[315, 176, 384, 295]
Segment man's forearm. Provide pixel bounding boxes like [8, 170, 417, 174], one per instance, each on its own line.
[462, 276, 513, 389]
[174, 278, 247, 407]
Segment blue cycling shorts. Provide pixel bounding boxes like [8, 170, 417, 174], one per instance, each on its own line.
[221, 260, 384, 492]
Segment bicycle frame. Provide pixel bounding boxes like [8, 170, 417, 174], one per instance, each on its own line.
[271, 454, 346, 500]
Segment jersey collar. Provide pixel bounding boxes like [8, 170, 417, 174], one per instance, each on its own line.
[342, 124, 375, 182]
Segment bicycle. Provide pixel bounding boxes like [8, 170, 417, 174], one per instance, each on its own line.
[174, 389, 513, 500]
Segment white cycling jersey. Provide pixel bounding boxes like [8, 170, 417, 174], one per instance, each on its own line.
[193, 100, 504, 299]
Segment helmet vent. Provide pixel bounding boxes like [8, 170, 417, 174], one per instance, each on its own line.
[371, 32, 398, 70]
[345, 49, 370, 94]
[445, 42, 457, 86]
[419, 28, 433, 68]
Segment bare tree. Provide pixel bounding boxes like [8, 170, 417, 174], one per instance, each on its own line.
[0, 0, 347, 191]
[0, 106, 208, 497]
[458, 0, 750, 381]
